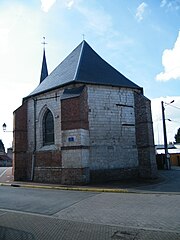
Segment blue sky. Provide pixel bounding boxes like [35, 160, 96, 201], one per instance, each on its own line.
[0, 0, 180, 149]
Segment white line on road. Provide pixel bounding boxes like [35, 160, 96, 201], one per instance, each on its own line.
[0, 168, 8, 178]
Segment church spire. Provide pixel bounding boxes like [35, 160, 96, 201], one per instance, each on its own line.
[40, 37, 48, 83]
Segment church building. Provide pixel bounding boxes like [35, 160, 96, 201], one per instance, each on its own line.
[13, 40, 157, 184]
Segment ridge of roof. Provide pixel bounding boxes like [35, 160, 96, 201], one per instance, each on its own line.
[26, 40, 142, 99]
[73, 40, 85, 80]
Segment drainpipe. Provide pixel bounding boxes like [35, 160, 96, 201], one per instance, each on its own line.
[31, 98, 37, 181]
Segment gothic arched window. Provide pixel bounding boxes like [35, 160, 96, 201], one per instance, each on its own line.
[43, 109, 54, 145]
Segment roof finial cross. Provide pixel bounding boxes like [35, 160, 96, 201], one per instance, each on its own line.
[41, 36, 47, 49]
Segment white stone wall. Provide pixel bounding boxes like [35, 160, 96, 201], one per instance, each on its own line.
[27, 84, 139, 172]
[62, 149, 89, 168]
[61, 129, 90, 168]
[87, 85, 138, 170]
[27, 90, 63, 152]
[62, 129, 89, 147]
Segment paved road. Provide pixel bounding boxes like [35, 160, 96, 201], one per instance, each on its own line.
[0, 186, 97, 215]
[0, 185, 180, 239]
[0, 168, 8, 177]
[0, 167, 180, 239]
[0, 167, 13, 183]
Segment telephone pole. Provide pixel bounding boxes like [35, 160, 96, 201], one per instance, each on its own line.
[161, 101, 170, 170]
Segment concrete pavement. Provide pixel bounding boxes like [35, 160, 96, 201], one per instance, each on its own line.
[0, 167, 180, 239]
[0, 167, 180, 194]
[0, 210, 179, 240]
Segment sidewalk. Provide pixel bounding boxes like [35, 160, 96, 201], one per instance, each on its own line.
[0, 210, 179, 240]
[0, 167, 180, 240]
[0, 167, 180, 194]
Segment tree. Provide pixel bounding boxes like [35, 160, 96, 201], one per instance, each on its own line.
[174, 128, 180, 143]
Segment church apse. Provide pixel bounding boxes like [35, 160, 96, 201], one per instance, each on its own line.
[13, 40, 157, 184]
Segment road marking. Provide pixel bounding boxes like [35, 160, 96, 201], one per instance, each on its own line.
[0, 168, 8, 178]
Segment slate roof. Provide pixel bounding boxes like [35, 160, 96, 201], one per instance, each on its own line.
[40, 49, 48, 83]
[27, 41, 142, 98]
[61, 86, 85, 100]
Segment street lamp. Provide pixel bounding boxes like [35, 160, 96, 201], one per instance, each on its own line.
[161, 100, 174, 170]
[2, 123, 7, 132]
[2, 123, 13, 132]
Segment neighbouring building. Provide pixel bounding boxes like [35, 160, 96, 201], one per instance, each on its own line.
[156, 144, 180, 169]
[0, 139, 12, 167]
[13, 40, 157, 184]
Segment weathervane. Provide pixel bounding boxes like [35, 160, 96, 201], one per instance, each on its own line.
[41, 36, 47, 49]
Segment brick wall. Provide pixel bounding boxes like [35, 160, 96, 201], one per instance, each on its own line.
[35, 150, 61, 167]
[24, 86, 90, 184]
[14, 83, 157, 184]
[13, 101, 31, 180]
[61, 86, 90, 184]
[61, 87, 89, 130]
[134, 92, 158, 179]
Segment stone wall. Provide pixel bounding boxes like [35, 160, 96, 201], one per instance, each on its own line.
[27, 90, 63, 152]
[14, 83, 157, 184]
[87, 85, 139, 181]
[24, 85, 90, 184]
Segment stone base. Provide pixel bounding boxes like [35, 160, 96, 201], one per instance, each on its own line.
[90, 167, 139, 183]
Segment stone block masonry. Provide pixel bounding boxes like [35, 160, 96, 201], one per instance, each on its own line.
[87, 85, 139, 182]
[13, 83, 157, 184]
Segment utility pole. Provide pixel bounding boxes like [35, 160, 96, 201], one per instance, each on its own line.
[161, 101, 170, 170]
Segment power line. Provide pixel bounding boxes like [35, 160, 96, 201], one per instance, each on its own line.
[168, 104, 180, 110]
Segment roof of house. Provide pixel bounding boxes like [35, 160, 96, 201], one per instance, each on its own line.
[0, 140, 5, 153]
[26, 40, 142, 98]
[156, 149, 180, 154]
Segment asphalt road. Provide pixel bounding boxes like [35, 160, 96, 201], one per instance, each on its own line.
[0, 186, 97, 215]
[0, 184, 180, 231]
[0, 168, 180, 239]
[0, 168, 8, 177]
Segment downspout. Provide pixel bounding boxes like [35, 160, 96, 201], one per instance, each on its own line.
[31, 98, 37, 181]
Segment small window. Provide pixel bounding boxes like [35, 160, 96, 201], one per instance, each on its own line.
[43, 109, 54, 145]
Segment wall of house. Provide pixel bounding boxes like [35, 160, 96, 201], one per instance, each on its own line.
[61, 87, 90, 184]
[26, 86, 90, 184]
[26, 90, 63, 183]
[14, 83, 157, 184]
[13, 102, 32, 180]
[134, 92, 158, 178]
[87, 85, 139, 182]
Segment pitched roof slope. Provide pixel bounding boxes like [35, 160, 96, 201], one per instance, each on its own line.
[27, 41, 142, 97]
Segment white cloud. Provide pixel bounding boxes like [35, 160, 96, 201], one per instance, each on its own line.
[41, 0, 56, 12]
[156, 31, 180, 81]
[160, 0, 180, 10]
[65, 0, 75, 9]
[135, 2, 148, 22]
[151, 96, 180, 144]
[160, 0, 167, 7]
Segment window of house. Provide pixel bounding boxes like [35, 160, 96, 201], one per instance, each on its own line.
[43, 109, 54, 145]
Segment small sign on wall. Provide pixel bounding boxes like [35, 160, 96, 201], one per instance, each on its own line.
[68, 136, 76, 142]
